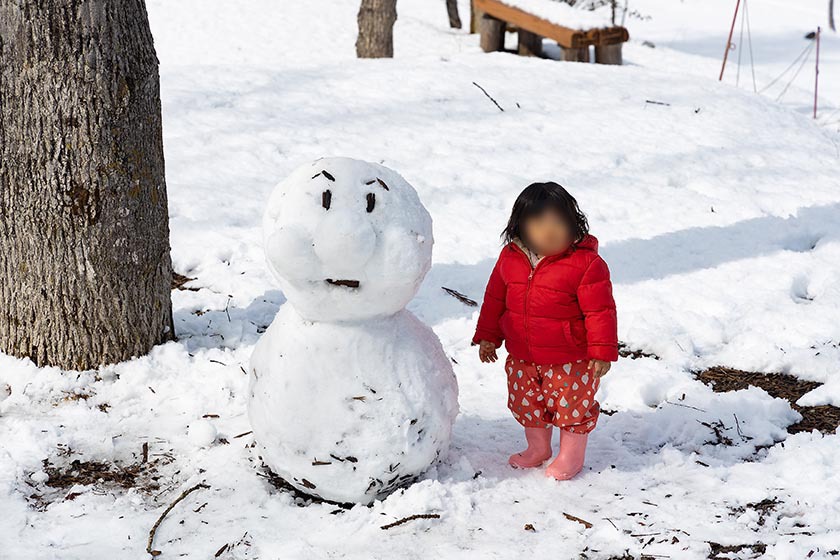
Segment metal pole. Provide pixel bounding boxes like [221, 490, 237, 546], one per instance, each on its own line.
[719, 0, 742, 81]
[814, 26, 821, 119]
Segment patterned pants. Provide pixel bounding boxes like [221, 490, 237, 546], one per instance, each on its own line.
[505, 356, 601, 433]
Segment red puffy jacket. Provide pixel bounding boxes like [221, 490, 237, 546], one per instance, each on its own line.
[472, 235, 618, 364]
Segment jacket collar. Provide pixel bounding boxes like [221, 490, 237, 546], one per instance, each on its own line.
[508, 234, 599, 264]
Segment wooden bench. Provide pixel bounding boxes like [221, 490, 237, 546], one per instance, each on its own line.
[473, 0, 629, 64]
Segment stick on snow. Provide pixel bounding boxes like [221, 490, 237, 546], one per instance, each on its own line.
[380, 513, 441, 530]
[472, 81, 505, 112]
[146, 483, 210, 556]
[441, 286, 477, 307]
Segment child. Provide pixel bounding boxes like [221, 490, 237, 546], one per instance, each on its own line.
[473, 182, 617, 480]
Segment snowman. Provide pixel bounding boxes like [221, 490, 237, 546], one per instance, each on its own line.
[248, 157, 459, 505]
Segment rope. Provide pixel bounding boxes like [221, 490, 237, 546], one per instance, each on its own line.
[774, 43, 815, 101]
[757, 41, 814, 95]
[733, 0, 756, 91]
[744, 0, 757, 92]
[818, 105, 840, 125]
[735, 0, 746, 87]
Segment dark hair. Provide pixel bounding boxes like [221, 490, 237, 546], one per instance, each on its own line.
[502, 182, 589, 246]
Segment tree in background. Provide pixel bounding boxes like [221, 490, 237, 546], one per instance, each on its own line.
[0, 0, 174, 370]
[356, 0, 398, 58]
[446, 0, 462, 29]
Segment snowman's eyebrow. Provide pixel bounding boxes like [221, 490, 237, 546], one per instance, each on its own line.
[363, 178, 389, 190]
[312, 170, 336, 182]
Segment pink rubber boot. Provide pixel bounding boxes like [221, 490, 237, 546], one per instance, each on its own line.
[509, 427, 553, 468]
[545, 430, 588, 480]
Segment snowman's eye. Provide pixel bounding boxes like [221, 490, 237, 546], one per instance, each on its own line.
[366, 193, 375, 213]
[322, 190, 332, 210]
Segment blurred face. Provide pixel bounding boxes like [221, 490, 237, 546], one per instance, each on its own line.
[522, 209, 575, 256]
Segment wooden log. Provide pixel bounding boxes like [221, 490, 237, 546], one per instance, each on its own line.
[518, 29, 543, 57]
[560, 45, 590, 62]
[470, 1, 480, 33]
[479, 14, 506, 52]
[595, 43, 623, 65]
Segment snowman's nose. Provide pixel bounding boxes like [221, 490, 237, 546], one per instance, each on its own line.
[313, 209, 376, 272]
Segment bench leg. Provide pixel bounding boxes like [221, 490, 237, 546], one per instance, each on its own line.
[518, 30, 542, 57]
[479, 14, 506, 52]
[560, 46, 590, 62]
[595, 43, 623, 65]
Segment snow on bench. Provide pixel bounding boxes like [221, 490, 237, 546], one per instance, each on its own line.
[501, 0, 615, 29]
[473, 0, 629, 64]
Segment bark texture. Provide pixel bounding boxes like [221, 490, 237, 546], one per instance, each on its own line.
[446, 0, 462, 29]
[356, 0, 398, 58]
[0, 0, 174, 370]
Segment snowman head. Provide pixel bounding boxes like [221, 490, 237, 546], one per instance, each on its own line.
[263, 157, 433, 322]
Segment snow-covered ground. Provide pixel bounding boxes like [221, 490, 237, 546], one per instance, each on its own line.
[2, 0, 840, 558]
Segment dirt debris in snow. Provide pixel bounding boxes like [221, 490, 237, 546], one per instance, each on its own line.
[696, 366, 840, 433]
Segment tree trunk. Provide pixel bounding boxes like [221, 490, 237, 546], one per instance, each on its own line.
[0, 0, 174, 370]
[446, 0, 462, 29]
[356, 0, 398, 58]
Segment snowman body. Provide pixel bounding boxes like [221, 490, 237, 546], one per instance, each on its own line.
[248, 157, 458, 504]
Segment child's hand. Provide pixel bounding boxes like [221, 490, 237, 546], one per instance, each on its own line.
[478, 340, 498, 363]
[588, 359, 611, 377]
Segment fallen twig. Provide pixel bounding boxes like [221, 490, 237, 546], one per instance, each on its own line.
[472, 82, 505, 112]
[664, 400, 706, 412]
[733, 413, 752, 441]
[441, 286, 477, 307]
[380, 513, 440, 530]
[563, 512, 593, 529]
[146, 482, 210, 556]
[233, 431, 252, 439]
[645, 99, 671, 106]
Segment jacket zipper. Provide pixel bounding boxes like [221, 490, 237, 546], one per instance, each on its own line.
[511, 243, 573, 361]
[513, 244, 547, 362]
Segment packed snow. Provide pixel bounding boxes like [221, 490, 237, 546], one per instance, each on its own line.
[1, 0, 839, 558]
[249, 158, 458, 504]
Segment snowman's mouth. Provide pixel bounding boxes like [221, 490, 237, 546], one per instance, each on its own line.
[326, 279, 361, 289]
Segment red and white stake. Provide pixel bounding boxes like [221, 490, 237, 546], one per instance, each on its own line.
[720, 0, 742, 81]
[814, 26, 821, 119]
